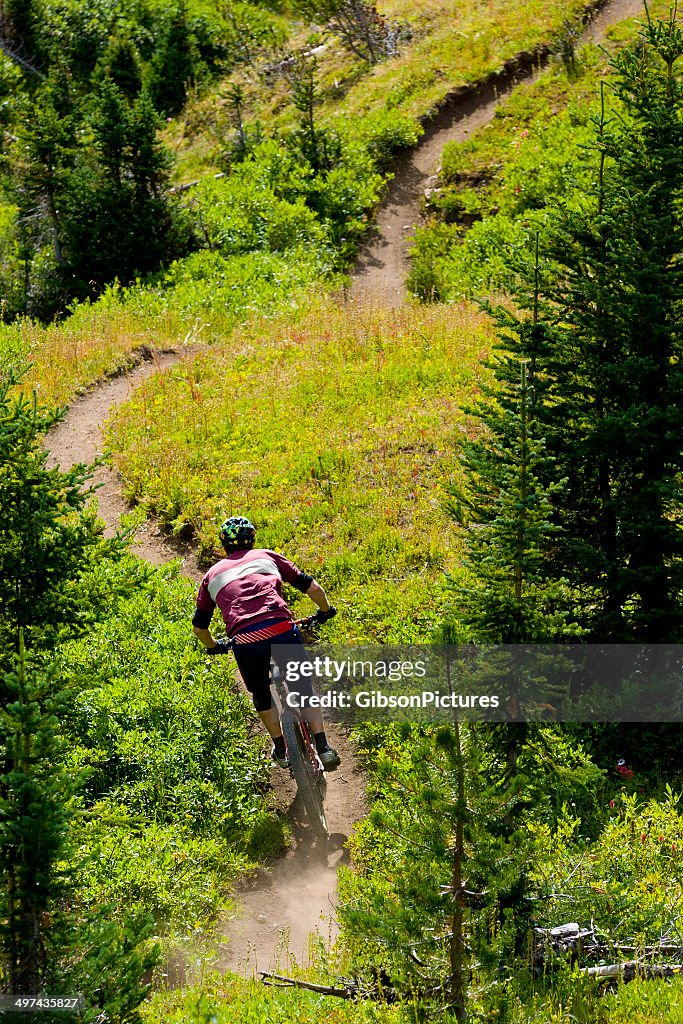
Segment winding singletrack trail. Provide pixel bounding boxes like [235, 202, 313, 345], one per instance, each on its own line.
[43, 0, 646, 981]
[44, 351, 366, 975]
[350, 0, 647, 306]
[213, 730, 366, 978]
[46, 350, 203, 578]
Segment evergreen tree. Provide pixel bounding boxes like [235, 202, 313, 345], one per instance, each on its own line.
[273, 50, 340, 171]
[61, 82, 183, 291]
[0, 639, 75, 994]
[339, 723, 479, 1019]
[146, 2, 198, 115]
[0, 635, 159, 1007]
[0, 374, 157, 1005]
[96, 35, 143, 101]
[339, 721, 602, 1018]
[448, 357, 581, 644]
[7, 67, 76, 315]
[0, 369, 111, 658]
[223, 82, 247, 160]
[7, 63, 185, 315]
[486, 11, 683, 641]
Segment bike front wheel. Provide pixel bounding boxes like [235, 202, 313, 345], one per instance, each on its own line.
[281, 713, 328, 840]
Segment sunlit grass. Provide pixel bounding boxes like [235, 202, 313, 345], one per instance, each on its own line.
[1, 0, 643, 407]
[106, 298, 494, 642]
[0, 304, 186, 407]
[330, 0, 589, 121]
[407, 0, 678, 301]
[169, 0, 593, 185]
[143, 973, 403, 1024]
[1, 248, 326, 407]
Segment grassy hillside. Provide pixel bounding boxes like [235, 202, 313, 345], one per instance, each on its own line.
[2, 0, 598, 407]
[407, 2, 674, 300]
[172, 0, 592, 181]
[2, 2, 683, 1021]
[106, 299, 492, 641]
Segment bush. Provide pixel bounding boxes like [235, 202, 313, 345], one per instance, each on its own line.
[57, 556, 273, 930]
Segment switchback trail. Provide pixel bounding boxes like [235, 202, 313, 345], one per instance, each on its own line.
[46, 349, 203, 578]
[43, 0, 645, 982]
[44, 351, 365, 975]
[349, 0, 646, 305]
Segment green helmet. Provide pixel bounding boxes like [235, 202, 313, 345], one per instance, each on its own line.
[220, 516, 256, 552]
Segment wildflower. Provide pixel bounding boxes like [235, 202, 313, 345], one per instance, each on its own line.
[609, 800, 615, 809]
[640, 833, 647, 843]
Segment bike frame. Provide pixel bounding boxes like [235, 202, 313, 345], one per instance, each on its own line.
[269, 615, 329, 838]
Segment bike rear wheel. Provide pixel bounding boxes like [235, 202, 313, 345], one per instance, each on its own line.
[281, 713, 328, 840]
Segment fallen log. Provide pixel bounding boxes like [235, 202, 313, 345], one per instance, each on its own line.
[168, 172, 226, 195]
[260, 969, 400, 1003]
[581, 962, 683, 982]
[534, 922, 683, 974]
[532, 925, 683, 978]
[613, 945, 683, 957]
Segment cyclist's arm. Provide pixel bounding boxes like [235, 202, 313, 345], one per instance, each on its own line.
[268, 551, 332, 612]
[193, 624, 217, 648]
[305, 579, 331, 612]
[193, 581, 218, 647]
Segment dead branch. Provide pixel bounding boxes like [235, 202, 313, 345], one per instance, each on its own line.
[260, 971, 358, 999]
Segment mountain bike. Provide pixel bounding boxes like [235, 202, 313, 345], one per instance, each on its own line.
[270, 611, 334, 841]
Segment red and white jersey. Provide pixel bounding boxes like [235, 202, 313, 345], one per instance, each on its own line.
[195, 548, 312, 637]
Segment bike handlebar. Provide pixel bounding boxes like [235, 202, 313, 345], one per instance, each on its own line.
[295, 606, 337, 630]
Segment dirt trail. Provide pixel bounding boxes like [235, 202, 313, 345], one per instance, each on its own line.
[213, 722, 366, 977]
[46, 349, 204, 579]
[44, 351, 365, 976]
[43, 0, 646, 982]
[349, 0, 646, 306]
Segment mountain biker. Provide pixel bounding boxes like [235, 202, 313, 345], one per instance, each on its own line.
[192, 516, 341, 771]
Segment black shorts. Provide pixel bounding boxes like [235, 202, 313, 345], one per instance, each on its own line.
[231, 622, 315, 712]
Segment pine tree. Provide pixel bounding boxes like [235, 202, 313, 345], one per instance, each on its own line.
[146, 2, 198, 115]
[96, 35, 142, 101]
[339, 723, 480, 1018]
[339, 720, 602, 1017]
[58, 82, 181, 299]
[0, 369, 112, 658]
[0, 638, 74, 994]
[7, 67, 76, 315]
[493, 11, 683, 641]
[0, 638, 159, 1007]
[449, 358, 581, 644]
[0, 374, 157, 1005]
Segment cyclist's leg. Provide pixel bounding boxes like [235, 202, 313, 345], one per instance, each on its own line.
[232, 641, 283, 739]
[270, 629, 324, 733]
[272, 634, 341, 769]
